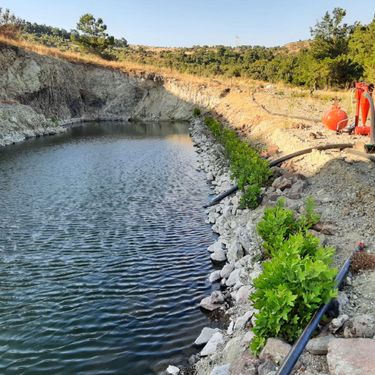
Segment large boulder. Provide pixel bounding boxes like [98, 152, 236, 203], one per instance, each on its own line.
[306, 335, 335, 355]
[343, 314, 375, 338]
[327, 338, 375, 375]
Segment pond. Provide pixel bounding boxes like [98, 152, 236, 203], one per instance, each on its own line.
[0, 121, 216, 375]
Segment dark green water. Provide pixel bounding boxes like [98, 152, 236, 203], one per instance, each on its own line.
[0, 122, 216, 375]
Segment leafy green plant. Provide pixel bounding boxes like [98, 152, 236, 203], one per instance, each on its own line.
[193, 107, 201, 117]
[204, 116, 270, 209]
[250, 199, 336, 355]
[257, 197, 320, 257]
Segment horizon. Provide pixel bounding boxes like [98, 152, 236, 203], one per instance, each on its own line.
[1, 0, 374, 48]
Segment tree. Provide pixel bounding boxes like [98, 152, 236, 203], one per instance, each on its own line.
[71, 13, 114, 55]
[310, 7, 352, 59]
[0, 8, 23, 38]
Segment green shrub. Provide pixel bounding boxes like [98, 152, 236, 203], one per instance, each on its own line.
[257, 197, 320, 257]
[204, 116, 270, 209]
[250, 199, 336, 355]
[193, 107, 201, 117]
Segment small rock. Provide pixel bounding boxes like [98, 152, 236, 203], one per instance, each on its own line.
[211, 248, 227, 262]
[210, 364, 230, 375]
[211, 290, 225, 304]
[227, 320, 234, 335]
[226, 269, 241, 287]
[272, 176, 292, 191]
[343, 314, 375, 338]
[200, 332, 224, 356]
[329, 314, 349, 333]
[208, 240, 224, 253]
[234, 310, 253, 331]
[230, 351, 258, 375]
[194, 327, 220, 346]
[166, 365, 180, 375]
[220, 263, 234, 279]
[327, 338, 375, 375]
[306, 335, 334, 355]
[258, 360, 276, 375]
[242, 330, 255, 346]
[259, 338, 291, 365]
[235, 285, 251, 303]
[227, 240, 244, 264]
[209, 270, 221, 283]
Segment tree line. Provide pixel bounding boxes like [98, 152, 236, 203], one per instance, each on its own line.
[1, 7, 374, 89]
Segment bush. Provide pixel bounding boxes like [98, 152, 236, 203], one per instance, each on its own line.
[250, 198, 337, 354]
[193, 107, 201, 117]
[257, 197, 320, 257]
[204, 116, 270, 208]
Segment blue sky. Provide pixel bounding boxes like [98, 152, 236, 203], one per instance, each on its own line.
[1, 0, 374, 47]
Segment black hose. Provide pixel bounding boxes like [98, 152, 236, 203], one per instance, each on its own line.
[204, 143, 354, 208]
[276, 250, 354, 375]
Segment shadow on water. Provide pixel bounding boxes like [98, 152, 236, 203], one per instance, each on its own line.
[0, 121, 218, 375]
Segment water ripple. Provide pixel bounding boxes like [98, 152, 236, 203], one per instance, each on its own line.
[0, 122, 216, 375]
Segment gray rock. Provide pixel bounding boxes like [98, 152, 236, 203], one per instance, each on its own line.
[211, 290, 225, 304]
[337, 291, 349, 314]
[234, 310, 253, 331]
[259, 338, 291, 365]
[209, 270, 221, 283]
[223, 335, 243, 363]
[194, 327, 221, 346]
[306, 335, 335, 355]
[258, 360, 276, 375]
[166, 365, 180, 375]
[227, 240, 244, 264]
[230, 351, 258, 375]
[220, 263, 234, 279]
[329, 314, 349, 333]
[226, 269, 241, 287]
[327, 338, 375, 375]
[208, 241, 223, 253]
[211, 248, 227, 263]
[200, 332, 224, 356]
[272, 176, 292, 190]
[227, 320, 234, 335]
[235, 285, 251, 303]
[210, 364, 230, 375]
[344, 314, 375, 338]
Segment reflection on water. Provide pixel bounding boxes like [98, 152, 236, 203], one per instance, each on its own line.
[0, 121, 216, 375]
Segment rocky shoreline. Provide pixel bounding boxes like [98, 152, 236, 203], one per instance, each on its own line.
[165, 118, 375, 375]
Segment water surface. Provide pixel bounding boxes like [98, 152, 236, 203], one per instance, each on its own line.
[0, 121, 216, 375]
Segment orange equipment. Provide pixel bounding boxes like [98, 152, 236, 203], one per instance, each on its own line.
[322, 102, 348, 131]
[353, 82, 372, 136]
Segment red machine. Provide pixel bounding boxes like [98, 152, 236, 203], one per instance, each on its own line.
[352, 82, 372, 135]
[322, 82, 375, 152]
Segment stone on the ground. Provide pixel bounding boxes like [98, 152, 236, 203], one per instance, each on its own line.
[234, 310, 253, 331]
[259, 338, 292, 365]
[235, 285, 251, 303]
[223, 335, 243, 363]
[220, 263, 234, 279]
[329, 314, 349, 333]
[208, 241, 223, 253]
[343, 313, 375, 338]
[194, 327, 220, 346]
[210, 364, 230, 375]
[200, 291, 225, 311]
[211, 248, 227, 262]
[306, 335, 335, 355]
[227, 320, 234, 335]
[230, 351, 258, 375]
[227, 240, 244, 264]
[211, 290, 225, 304]
[272, 176, 292, 190]
[258, 360, 277, 375]
[200, 332, 224, 356]
[166, 365, 180, 375]
[327, 338, 375, 375]
[209, 270, 221, 283]
[226, 269, 241, 287]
